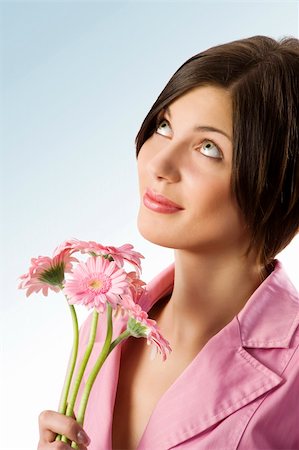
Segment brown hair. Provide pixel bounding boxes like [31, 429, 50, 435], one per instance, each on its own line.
[135, 35, 299, 268]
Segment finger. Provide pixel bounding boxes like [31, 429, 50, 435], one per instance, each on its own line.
[49, 441, 89, 450]
[37, 435, 89, 450]
[37, 441, 71, 450]
[59, 434, 89, 450]
[38, 410, 91, 447]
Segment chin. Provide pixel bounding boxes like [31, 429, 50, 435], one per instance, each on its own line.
[137, 212, 177, 249]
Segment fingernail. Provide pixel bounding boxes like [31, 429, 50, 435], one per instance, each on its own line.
[77, 430, 91, 445]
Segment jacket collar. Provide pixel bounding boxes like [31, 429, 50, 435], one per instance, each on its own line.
[237, 260, 299, 348]
[140, 259, 299, 350]
[135, 259, 299, 449]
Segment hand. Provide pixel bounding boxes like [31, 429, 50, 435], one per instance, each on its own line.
[37, 410, 91, 450]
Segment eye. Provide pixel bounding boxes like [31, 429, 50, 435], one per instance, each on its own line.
[155, 117, 171, 136]
[155, 116, 223, 160]
[199, 140, 223, 159]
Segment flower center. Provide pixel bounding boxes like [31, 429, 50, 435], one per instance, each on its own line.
[89, 279, 103, 289]
[87, 274, 111, 293]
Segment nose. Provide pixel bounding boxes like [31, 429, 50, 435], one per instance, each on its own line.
[147, 141, 182, 183]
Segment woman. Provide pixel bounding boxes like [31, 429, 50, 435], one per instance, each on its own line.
[38, 35, 299, 449]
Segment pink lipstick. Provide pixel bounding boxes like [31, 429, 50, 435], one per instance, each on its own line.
[143, 188, 184, 214]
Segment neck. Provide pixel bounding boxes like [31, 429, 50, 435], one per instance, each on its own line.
[157, 248, 264, 349]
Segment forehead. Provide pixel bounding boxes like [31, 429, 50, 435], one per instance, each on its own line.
[167, 85, 233, 138]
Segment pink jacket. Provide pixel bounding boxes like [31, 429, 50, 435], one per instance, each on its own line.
[74, 260, 299, 449]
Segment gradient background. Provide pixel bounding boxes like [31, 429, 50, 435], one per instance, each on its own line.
[1, 1, 298, 449]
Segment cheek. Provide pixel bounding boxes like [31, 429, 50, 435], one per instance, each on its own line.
[186, 170, 244, 234]
[185, 163, 231, 212]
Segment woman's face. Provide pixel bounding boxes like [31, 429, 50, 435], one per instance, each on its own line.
[137, 85, 249, 255]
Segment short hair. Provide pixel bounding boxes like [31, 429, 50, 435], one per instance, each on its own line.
[135, 35, 299, 268]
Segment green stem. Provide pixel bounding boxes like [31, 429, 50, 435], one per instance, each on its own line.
[58, 304, 79, 414]
[60, 309, 99, 443]
[74, 304, 113, 428]
[109, 329, 131, 354]
[68, 319, 132, 447]
[55, 298, 79, 442]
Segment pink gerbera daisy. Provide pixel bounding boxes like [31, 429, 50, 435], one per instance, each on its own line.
[63, 256, 129, 313]
[18, 251, 77, 297]
[53, 239, 144, 274]
[52, 238, 107, 258]
[101, 244, 144, 274]
[119, 297, 172, 361]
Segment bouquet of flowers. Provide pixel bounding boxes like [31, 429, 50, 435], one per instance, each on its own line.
[18, 238, 171, 448]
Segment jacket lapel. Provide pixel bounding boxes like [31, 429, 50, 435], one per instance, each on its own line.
[137, 316, 283, 449]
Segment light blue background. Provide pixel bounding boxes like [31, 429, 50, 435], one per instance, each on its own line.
[1, 1, 298, 449]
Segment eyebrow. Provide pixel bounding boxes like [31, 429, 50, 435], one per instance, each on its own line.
[162, 106, 232, 142]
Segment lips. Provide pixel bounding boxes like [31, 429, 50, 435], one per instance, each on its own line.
[143, 188, 184, 213]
